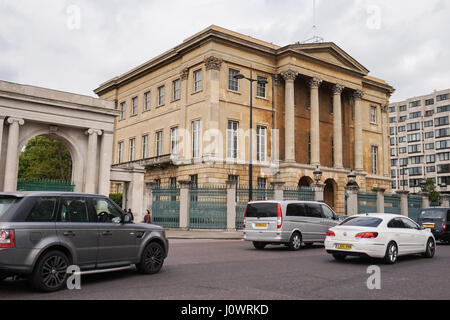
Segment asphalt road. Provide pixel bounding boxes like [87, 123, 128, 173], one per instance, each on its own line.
[1, 240, 449, 300]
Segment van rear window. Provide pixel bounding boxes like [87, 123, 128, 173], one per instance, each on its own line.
[339, 217, 382, 227]
[420, 210, 444, 219]
[246, 203, 278, 218]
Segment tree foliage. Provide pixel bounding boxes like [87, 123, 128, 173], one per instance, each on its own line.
[18, 136, 72, 181]
[424, 178, 440, 203]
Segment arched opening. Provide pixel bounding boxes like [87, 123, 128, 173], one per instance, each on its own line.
[298, 176, 313, 187]
[324, 179, 338, 210]
[17, 135, 74, 191]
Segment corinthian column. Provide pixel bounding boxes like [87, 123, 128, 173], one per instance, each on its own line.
[353, 90, 364, 172]
[3, 117, 25, 192]
[332, 84, 344, 169]
[84, 129, 102, 194]
[309, 77, 323, 166]
[281, 70, 298, 162]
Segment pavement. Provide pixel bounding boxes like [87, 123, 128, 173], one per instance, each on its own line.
[165, 229, 243, 240]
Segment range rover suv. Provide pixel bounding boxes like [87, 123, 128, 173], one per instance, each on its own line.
[0, 192, 169, 292]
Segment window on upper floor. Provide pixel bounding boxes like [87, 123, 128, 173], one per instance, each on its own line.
[173, 79, 181, 101]
[425, 98, 434, 106]
[228, 69, 239, 91]
[131, 97, 138, 116]
[257, 76, 267, 98]
[158, 86, 165, 106]
[437, 93, 449, 102]
[119, 102, 126, 120]
[370, 106, 377, 124]
[144, 91, 151, 111]
[193, 69, 202, 93]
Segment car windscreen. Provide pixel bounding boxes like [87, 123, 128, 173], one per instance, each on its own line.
[420, 210, 444, 219]
[246, 203, 278, 218]
[339, 216, 383, 227]
[0, 196, 20, 218]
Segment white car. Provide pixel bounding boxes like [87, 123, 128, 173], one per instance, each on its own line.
[324, 213, 436, 264]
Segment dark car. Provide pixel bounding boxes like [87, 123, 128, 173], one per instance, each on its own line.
[417, 207, 450, 243]
[0, 192, 169, 292]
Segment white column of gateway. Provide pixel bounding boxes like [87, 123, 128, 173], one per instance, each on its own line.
[332, 84, 345, 169]
[84, 129, 102, 194]
[353, 90, 365, 172]
[309, 77, 323, 167]
[281, 70, 298, 163]
[98, 131, 113, 196]
[3, 117, 25, 192]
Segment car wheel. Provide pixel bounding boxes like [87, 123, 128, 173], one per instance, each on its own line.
[332, 253, 346, 261]
[422, 238, 436, 258]
[288, 232, 302, 251]
[252, 242, 266, 250]
[30, 250, 70, 292]
[138, 242, 165, 274]
[384, 242, 398, 264]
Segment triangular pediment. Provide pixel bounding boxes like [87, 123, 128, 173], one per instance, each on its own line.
[285, 42, 369, 75]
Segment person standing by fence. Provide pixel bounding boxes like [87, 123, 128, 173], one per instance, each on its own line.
[144, 209, 152, 224]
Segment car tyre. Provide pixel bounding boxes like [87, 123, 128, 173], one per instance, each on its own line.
[383, 241, 398, 264]
[30, 250, 70, 292]
[288, 232, 302, 251]
[253, 242, 267, 250]
[137, 242, 165, 274]
[332, 253, 346, 261]
[422, 238, 436, 258]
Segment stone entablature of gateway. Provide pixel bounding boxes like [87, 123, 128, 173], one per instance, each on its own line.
[95, 25, 395, 214]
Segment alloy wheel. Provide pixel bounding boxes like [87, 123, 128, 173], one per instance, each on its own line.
[41, 254, 69, 289]
[144, 244, 164, 272]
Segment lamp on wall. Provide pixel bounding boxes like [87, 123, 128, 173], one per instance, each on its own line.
[313, 166, 322, 184]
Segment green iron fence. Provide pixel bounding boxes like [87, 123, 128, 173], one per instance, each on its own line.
[17, 178, 74, 192]
[152, 186, 180, 228]
[283, 186, 315, 201]
[190, 185, 227, 229]
[235, 186, 275, 229]
[384, 193, 401, 214]
[357, 191, 377, 214]
[408, 194, 422, 222]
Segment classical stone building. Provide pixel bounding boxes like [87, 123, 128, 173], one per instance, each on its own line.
[95, 26, 394, 214]
[0, 80, 118, 195]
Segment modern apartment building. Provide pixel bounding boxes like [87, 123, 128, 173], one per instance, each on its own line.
[389, 88, 450, 192]
[94, 25, 394, 214]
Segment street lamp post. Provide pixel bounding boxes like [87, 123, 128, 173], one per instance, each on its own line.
[234, 68, 268, 201]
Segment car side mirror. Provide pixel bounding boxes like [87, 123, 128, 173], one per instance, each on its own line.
[122, 213, 132, 224]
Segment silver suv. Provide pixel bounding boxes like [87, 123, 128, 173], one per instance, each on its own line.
[243, 200, 339, 250]
[0, 192, 169, 292]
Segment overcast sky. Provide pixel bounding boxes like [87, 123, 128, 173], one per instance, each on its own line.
[0, 0, 448, 102]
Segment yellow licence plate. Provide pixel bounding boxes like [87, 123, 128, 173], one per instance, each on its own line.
[255, 223, 267, 228]
[336, 244, 353, 250]
[423, 224, 435, 229]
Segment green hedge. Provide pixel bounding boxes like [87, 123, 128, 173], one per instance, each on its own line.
[109, 193, 123, 207]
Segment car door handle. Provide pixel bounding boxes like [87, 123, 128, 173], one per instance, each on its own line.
[63, 231, 76, 237]
[101, 231, 113, 236]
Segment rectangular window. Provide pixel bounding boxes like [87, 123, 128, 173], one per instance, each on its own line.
[437, 105, 450, 113]
[437, 93, 449, 102]
[424, 131, 434, 139]
[436, 140, 450, 150]
[192, 120, 201, 158]
[410, 156, 423, 164]
[228, 69, 239, 91]
[399, 116, 407, 122]
[158, 86, 165, 106]
[144, 91, 151, 111]
[399, 105, 407, 112]
[120, 102, 126, 120]
[398, 136, 406, 143]
[425, 98, 434, 106]
[390, 127, 396, 135]
[409, 100, 421, 108]
[171, 127, 179, 156]
[257, 76, 267, 98]
[439, 152, 450, 161]
[425, 110, 434, 117]
[424, 120, 434, 128]
[371, 146, 378, 175]
[409, 111, 422, 119]
[426, 154, 436, 163]
[435, 116, 449, 127]
[407, 133, 421, 143]
[427, 166, 436, 173]
[389, 117, 397, 123]
[390, 148, 396, 157]
[370, 106, 377, 124]
[257, 125, 267, 162]
[156, 131, 163, 157]
[408, 144, 421, 154]
[131, 97, 138, 115]
[193, 69, 202, 92]
[118, 141, 124, 164]
[425, 143, 435, 150]
[409, 167, 422, 176]
[173, 79, 180, 101]
[398, 126, 406, 133]
[399, 147, 407, 154]
[227, 121, 239, 159]
[437, 164, 450, 174]
[142, 135, 149, 159]
[436, 128, 450, 138]
[389, 106, 396, 113]
[407, 122, 421, 132]
[129, 138, 136, 161]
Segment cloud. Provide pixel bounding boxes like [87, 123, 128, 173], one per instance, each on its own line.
[0, 0, 448, 102]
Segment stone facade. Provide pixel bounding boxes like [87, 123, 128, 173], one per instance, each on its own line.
[95, 25, 394, 214]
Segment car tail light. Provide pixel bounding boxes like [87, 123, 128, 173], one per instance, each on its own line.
[0, 229, 14, 248]
[243, 204, 248, 229]
[277, 203, 282, 229]
[326, 230, 335, 237]
[355, 232, 378, 239]
[443, 224, 446, 231]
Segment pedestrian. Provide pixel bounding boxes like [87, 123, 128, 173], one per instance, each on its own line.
[144, 209, 152, 224]
[127, 208, 134, 221]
